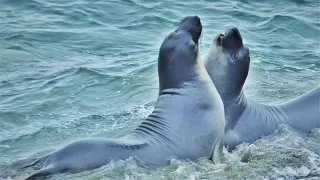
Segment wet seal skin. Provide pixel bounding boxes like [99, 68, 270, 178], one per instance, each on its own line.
[203, 27, 320, 150]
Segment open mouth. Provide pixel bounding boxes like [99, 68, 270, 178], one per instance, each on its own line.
[217, 33, 224, 46]
[217, 28, 232, 46]
[216, 27, 243, 50]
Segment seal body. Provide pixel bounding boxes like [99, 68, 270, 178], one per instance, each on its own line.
[15, 16, 225, 179]
[221, 89, 319, 149]
[203, 27, 319, 149]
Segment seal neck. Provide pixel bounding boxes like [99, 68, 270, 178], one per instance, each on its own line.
[224, 90, 288, 131]
[158, 53, 202, 91]
[223, 90, 247, 130]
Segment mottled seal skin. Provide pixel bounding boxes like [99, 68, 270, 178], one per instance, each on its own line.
[13, 16, 225, 179]
[203, 27, 319, 150]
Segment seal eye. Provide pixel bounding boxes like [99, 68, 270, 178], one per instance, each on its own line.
[232, 52, 239, 60]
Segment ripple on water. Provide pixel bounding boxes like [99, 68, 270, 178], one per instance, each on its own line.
[0, 0, 319, 179]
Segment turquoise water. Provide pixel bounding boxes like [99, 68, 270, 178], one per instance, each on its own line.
[0, 0, 319, 179]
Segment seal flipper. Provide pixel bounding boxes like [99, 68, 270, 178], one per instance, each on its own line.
[210, 139, 223, 164]
[0, 158, 37, 178]
[17, 155, 50, 172]
[19, 139, 149, 179]
[8, 158, 38, 171]
[24, 165, 63, 180]
[0, 157, 47, 179]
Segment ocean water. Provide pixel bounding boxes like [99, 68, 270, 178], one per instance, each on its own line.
[0, 0, 319, 179]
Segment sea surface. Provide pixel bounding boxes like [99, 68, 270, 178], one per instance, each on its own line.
[0, 0, 319, 179]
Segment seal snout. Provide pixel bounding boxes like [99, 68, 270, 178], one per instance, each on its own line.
[191, 15, 201, 27]
[220, 27, 243, 50]
[178, 16, 202, 43]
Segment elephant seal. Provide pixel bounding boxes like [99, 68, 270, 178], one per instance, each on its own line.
[203, 27, 320, 150]
[15, 16, 225, 179]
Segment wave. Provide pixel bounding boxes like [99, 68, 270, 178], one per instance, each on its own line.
[0, 111, 28, 134]
[119, 14, 175, 30]
[0, 105, 152, 153]
[254, 15, 318, 37]
[40, 67, 116, 88]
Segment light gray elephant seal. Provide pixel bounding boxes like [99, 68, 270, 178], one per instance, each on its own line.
[203, 27, 320, 150]
[14, 16, 225, 179]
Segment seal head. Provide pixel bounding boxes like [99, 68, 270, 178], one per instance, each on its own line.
[158, 16, 202, 90]
[205, 27, 250, 101]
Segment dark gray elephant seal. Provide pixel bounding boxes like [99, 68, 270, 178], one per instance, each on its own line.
[203, 27, 320, 150]
[14, 16, 225, 179]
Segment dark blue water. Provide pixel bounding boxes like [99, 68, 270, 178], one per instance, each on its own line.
[0, 0, 319, 179]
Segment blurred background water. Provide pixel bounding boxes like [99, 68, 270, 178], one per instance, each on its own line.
[0, 0, 319, 179]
